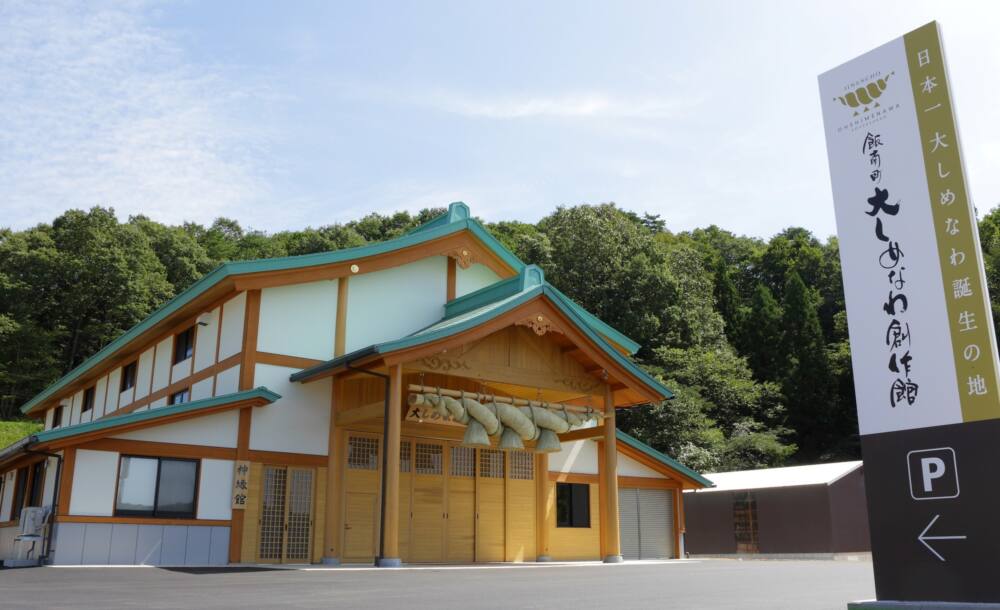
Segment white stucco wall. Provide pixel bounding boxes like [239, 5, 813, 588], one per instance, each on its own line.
[193, 306, 221, 373]
[69, 450, 120, 517]
[258, 280, 339, 361]
[172, 358, 193, 386]
[44, 408, 54, 430]
[549, 440, 600, 475]
[214, 365, 240, 397]
[549, 439, 667, 478]
[69, 390, 83, 426]
[618, 452, 665, 478]
[118, 383, 134, 410]
[218, 292, 246, 360]
[114, 411, 239, 448]
[149, 397, 167, 409]
[197, 459, 234, 520]
[152, 337, 173, 393]
[455, 263, 502, 298]
[105, 368, 121, 414]
[249, 364, 330, 455]
[191, 377, 214, 401]
[345, 256, 447, 353]
[42, 457, 58, 509]
[135, 346, 155, 400]
[93, 375, 108, 419]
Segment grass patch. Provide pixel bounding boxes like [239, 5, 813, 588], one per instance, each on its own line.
[0, 420, 43, 448]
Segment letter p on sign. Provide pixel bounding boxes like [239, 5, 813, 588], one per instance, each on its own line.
[907, 447, 960, 500]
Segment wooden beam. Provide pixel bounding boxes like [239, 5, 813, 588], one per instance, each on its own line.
[335, 277, 349, 357]
[239, 290, 261, 391]
[76, 438, 237, 460]
[229, 406, 252, 563]
[558, 425, 606, 442]
[255, 351, 323, 370]
[335, 400, 385, 426]
[446, 257, 457, 302]
[602, 386, 622, 562]
[380, 364, 403, 565]
[57, 448, 75, 516]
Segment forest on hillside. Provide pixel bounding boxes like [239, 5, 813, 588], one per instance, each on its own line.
[6, 204, 1000, 472]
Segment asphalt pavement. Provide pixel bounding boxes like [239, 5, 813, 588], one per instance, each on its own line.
[0, 559, 876, 610]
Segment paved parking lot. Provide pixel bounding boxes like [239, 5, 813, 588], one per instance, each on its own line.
[0, 559, 874, 610]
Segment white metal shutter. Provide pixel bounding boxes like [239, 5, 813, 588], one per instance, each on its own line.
[618, 488, 640, 559]
[637, 488, 674, 559]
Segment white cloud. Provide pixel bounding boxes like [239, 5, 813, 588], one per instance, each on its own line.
[424, 92, 695, 121]
[0, 0, 272, 229]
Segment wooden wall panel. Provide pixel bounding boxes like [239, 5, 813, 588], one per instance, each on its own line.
[546, 482, 601, 560]
[241, 462, 263, 563]
[505, 477, 536, 562]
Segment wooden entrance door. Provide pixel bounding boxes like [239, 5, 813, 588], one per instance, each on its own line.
[505, 450, 536, 562]
[257, 465, 315, 563]
[343, 435, 380, 562]
[446, 445, 476, 562]
[410, 442, 445, 562]
[476, 448, 505, 562]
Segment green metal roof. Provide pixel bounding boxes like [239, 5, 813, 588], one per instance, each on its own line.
[292, 265, 673, 400]
[616, 429, 714, 488]
[33, 387, 280, 445]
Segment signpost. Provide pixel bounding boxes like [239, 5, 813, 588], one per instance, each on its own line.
[820, 21, 1000, 605]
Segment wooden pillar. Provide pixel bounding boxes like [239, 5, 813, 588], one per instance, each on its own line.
[377, 364, 403, 566]
[602, 385, 623, 563]
[535, 452, 551, 561]
[323, 378, 346, 564]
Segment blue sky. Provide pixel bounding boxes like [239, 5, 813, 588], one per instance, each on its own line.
[3, 1, 999, 238]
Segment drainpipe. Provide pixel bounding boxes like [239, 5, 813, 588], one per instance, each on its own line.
[24, 442, 62, 564]
[345, 363, 391, 566]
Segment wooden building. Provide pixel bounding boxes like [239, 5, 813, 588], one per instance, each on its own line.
[683, 461, 869, 557]
[0, 202, 711, 567]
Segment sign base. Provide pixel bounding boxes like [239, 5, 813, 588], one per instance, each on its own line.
[849, 601, 1000, 609]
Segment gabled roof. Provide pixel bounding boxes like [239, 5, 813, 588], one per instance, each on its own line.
[291, 265, 673, 401]
[689, 461, 863, 493]
[20, 201, 642, 416]
[616, 430, 714, 488]
[0, 388, 280, 466]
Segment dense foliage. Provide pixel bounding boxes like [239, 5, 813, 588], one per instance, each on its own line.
[11, 202, 995, 471]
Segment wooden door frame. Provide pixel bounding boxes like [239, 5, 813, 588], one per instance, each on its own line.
[340, 430, 383, 562]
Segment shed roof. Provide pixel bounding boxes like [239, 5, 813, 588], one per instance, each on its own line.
[689, 461, 863, 493]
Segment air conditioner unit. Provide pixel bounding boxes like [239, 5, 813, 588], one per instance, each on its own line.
[9, 506, 50, 566]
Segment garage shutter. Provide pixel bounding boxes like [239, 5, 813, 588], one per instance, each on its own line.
[637, 489, 674, 559]
[618, 488, 640, 559]
[618, 487, 675, 559]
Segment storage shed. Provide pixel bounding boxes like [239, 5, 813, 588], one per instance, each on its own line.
[683, 461, 869, 557]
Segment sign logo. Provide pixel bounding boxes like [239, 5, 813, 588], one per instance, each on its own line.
[907, 447, 960, 500]
[834, 71, 894, 115]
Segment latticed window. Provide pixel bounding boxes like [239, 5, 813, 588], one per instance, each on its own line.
[509, 451, 534, 480]
[400, 442, 412, 473]
[347, 436, 379, 470]
[450, 446, 475, 477]
[415, 443, 443, 475]
[478, 449, 504, 479]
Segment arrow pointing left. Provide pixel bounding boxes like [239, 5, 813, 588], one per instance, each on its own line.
[918, 514, 967, 562]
